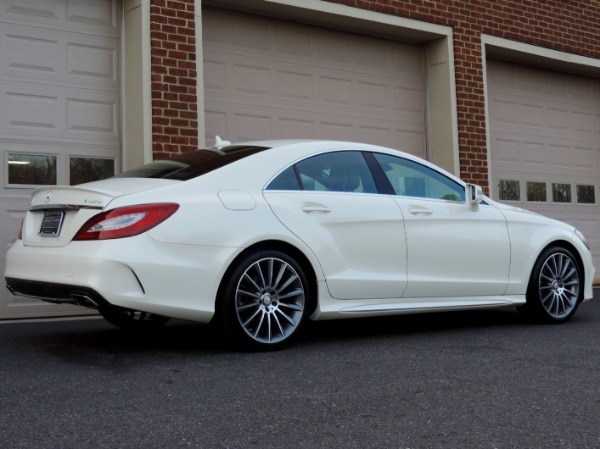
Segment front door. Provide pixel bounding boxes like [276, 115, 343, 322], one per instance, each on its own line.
[371, 152, 511, 298]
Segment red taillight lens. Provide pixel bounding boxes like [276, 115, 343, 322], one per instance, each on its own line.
[74, 203, 179, 241]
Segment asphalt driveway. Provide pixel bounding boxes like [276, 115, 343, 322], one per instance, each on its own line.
[0, 289, 599, 449]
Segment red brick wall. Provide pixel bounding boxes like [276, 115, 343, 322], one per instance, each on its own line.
[150, 0, 198, 159]
[325, 0, 600, 188]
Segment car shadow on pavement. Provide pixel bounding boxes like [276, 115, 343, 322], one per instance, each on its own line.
[5, 302, 595, 358]
[301, 307, 525, 342]
[11, 307, 520, 350]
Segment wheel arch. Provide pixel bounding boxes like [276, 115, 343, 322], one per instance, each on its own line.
[533, 239, 586, 289]
[216, 239, 320, 315]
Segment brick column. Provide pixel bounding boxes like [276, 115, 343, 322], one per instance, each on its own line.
[150, 0, 198, 159]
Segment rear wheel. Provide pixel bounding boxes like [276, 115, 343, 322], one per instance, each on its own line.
[217, 249, 309, 350]
[522, 246, 582, 323]
[99, 306, 170, 330]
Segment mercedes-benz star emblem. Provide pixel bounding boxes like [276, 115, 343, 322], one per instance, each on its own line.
[44, 191, 53, 203]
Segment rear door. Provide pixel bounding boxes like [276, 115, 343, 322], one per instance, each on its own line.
[264, 151, 408, 300]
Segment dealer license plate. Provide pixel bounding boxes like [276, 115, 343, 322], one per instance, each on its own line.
[39, 210, 65, 237]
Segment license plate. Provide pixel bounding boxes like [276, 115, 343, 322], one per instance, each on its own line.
[39, 210, 65, 237]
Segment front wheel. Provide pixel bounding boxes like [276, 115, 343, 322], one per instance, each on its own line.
[99, 306, 170, 330]
[522, 246, 582, 323]
[217, 249, 310, 350]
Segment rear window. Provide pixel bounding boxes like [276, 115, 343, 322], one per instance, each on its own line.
[115, 146, 268, 180]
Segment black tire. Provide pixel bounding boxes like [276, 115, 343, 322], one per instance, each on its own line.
[217, 249, 310, 350]
[99, 306, 170, 330]
[522, 246, 583, 323]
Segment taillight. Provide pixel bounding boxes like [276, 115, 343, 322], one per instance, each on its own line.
[74, 203, 179, 241]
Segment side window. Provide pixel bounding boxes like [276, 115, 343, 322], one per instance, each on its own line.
[296, 151, 377, 193]
[266, 166, 301, 190]
[266, 151, 377, 193]
[373, 153, 465, 202]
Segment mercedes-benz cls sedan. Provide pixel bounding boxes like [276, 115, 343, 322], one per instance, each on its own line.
[5, 140, 595, 349]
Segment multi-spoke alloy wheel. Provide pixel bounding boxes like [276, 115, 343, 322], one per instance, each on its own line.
[538, 252, 580, 319]
[218, 250, 309, 349]
[525, 246, 582, 323]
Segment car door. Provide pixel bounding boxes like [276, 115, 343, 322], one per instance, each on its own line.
[371, 153, 511, 298]
[263, 151, 408, 300]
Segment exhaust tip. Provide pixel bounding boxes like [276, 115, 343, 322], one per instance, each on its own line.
[70, 293, 100, 308]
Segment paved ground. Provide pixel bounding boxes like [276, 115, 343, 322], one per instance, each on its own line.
[0, 289, 598, 449]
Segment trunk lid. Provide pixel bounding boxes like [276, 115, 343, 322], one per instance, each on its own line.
[23, 178, 178, 247]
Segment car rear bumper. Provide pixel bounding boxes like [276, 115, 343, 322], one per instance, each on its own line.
[4, 236, 238, 323]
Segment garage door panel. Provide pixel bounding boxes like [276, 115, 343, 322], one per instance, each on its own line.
[394, 129, 427, 155]
[66, 0, 117, 29]
[1, 24, 118, 89]
[2, 27, 63, 77]
[1, 81, 118, 144]
[276, 71, 313, 102]
[395, 85, 425, 115]
[317, 122, 354, 141]
[548, 143, 572, 168]
[2, 0, 118, 37]
[574, 145, 597, 169]
[233, 112, 272, 141]
[2, 83, 63, 134]
[317, 74, 353, 107]
[67, 40, 118, 85]
[67, 96, 118, 139]
[203, 7, 426, 157]
[572, 110, 594, 133]
[276, 117, 315, 138]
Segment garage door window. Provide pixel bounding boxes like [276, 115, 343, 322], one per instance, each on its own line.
[7, 153, 57, 186]
[576, 185, 596, 204]
[527, 182, 547, 202]
[69, 157, 115, 185]
[552, 183, 571, 203]
[498, 180, 520, 201]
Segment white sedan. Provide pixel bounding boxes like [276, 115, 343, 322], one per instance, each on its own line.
[4, 140, 595, 349]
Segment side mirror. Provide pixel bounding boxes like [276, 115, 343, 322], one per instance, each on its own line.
[466, 183, 483, 211]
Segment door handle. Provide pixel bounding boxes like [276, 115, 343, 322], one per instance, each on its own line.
[408, 205, 432, 215]
[301, 203, 331, 214]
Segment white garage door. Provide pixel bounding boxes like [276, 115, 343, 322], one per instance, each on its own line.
[202, 7, 427, 157]
[0, 1, 120, 318]
[488, 60, 600, 275]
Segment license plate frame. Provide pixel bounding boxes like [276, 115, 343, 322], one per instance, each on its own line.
[39, 210, 65, 237]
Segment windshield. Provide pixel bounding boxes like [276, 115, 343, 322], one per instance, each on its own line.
[115, 146, 269, 181]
